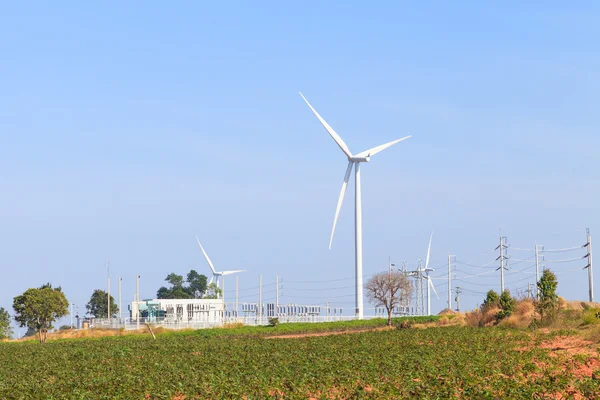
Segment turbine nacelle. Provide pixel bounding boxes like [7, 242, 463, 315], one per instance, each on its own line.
[348, 156, 370, 163]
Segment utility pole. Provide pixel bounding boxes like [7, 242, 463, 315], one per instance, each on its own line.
[535, 243, 540, 299]
[455, 287, 461, 312]
[275, 275, 279, 317]
[136, 274, 140, 329]
[526, 282, 533, 299]
[118, 276, 122, 321]
[447, 255, 455, 310]
[106, 260, 110, 323]
[585, 228, 594, 302]
[258, 274, 262, 323]
[235, 276, 239, 317]
[419, 259, 424, 315]
[388, 257, 395, 315]
[495, 234, 509, 292]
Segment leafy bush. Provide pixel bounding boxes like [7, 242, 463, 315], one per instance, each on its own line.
[481, 290, 499, 312]
[496, 290, 516, 321]
[535, 269, 559, 326]
[582, 308, 600, 325]
[267, 317, 279, 327]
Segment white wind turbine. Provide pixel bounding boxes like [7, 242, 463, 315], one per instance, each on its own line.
[300, 92, 411, 319]
[195, 237, 245, 295]
[423, 231, 439, 316]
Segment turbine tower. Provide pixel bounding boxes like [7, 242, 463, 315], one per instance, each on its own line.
[300, 93, 411, 319]
[195, 237, 245, 294]
[423, 232, 438, 316]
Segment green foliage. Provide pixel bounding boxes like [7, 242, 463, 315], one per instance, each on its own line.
[186, 270, 207, 299]
[59, 325, 72, 331]
[24, 326, 37, 337]
[86, 289, 119, 318]
[496, 290, 516, 321]
[0, 307, 13, 340]
[156, 270, 208, 299]
[0, 325, 597, 398]
[481, 290, 500, 311]
[535, 269, 559, 325]
[267, 317, 279, 327]
[203, 282, 222, 299]
[582, 308, 600, 325]
[165, 273, 185, 288]
[13, 283, 69, 343]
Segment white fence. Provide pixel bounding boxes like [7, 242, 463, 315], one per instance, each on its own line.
[85, 314, 389, 331]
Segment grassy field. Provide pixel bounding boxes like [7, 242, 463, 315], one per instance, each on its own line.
[1, 318, 599, 399]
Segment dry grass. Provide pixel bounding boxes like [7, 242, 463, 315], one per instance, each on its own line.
[222, 322, 245, 329]
[498, 299, 535, 329]
[437, 308, 458, 316]
[14, 328, 150, 342]
[465, 309, 482, 327]
[437, 314, 466, 327]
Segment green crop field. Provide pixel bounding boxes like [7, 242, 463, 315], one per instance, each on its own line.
[1, 323, 599, 399]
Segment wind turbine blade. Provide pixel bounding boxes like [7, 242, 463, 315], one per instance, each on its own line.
[329, 161, 354, 249]
[221, 270, 246, 276]
[355, 136, 411, 158]
[429, 278, 439, 299]
[299, 92, 352, 158]
[425, 231, 434, 269]
[196, 236, 216, 274]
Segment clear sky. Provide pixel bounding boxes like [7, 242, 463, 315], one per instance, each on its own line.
[1, 2, 599, 334]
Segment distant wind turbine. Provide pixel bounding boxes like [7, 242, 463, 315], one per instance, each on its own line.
[195, 237, 245, 293]
[424, 231, 439, 316]
[299, 92, 411, 319]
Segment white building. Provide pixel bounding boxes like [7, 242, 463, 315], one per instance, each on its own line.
[130, 298, 225, 324]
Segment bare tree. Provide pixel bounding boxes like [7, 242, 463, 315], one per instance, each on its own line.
[365, 271, 412, 326]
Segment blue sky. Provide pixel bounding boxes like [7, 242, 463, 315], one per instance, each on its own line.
[1, 2, 599, 333]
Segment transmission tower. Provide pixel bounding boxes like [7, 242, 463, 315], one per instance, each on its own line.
[495, 234, 510, 292]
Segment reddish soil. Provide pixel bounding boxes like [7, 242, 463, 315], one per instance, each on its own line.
[265, 326, 394, 339]
[539, 335, 596, 357]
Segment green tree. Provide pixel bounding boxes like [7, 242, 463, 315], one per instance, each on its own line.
[186, 270, 208, 298]
[86, 289, 119, 318]
[165, 273, 185, 289]
[535, 269, 559, 324]
[13, 283, 69, 343]
[481, 290, 499, 312]
[0, 307, 13, 340]
[204, 282, 222, 299]
[496, 290, 516, 321]
[157, 271, 208, 299]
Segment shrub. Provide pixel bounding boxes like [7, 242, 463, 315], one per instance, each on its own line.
[267, 317, 279, 327]
[481, 290, 500, 312]
[535, 269, 559, 325]
[465, 309, 482, 327]
[496, 290, 516, 321]
[582, 308, 600, 325]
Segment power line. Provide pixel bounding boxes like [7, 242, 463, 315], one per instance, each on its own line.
[545, 256, 586, 264]
[455, 260, 497, 269]
[542, 245, 584, 253]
